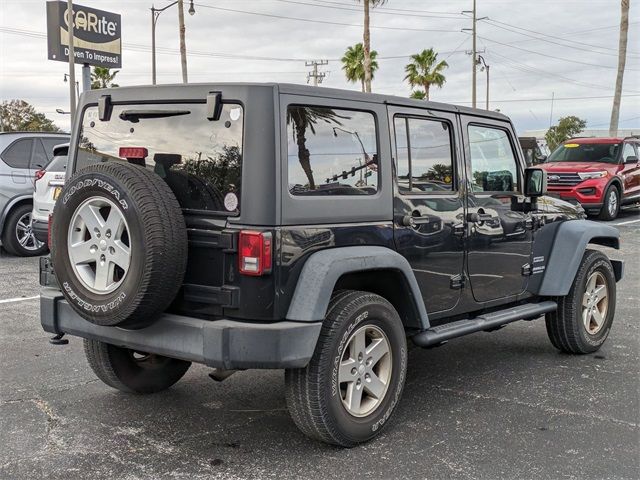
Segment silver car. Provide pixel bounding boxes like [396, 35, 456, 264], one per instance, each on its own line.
[0, 131, 69, 256]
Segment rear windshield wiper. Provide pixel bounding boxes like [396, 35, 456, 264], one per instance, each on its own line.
[118, 109, 190, 123]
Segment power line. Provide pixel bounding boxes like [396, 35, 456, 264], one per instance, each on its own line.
[483, 19, 640, 58]
[307, 0, 461, 16]
[192, 3, 463, 33]
[450, 94, 640, 104]
[273, 0, 463, 19]
[478, 35, 640, 71]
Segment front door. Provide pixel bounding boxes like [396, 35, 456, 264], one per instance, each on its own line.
[390, 106, 465, 314]
[461, 117, 534, 303]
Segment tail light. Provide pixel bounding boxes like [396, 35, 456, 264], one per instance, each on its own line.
[35, 169, 46, 182]
[47, 213, 53, 248]
[239, 231, 272, 276]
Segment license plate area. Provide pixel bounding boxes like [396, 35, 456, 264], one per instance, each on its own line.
[52, 187, 62, 200]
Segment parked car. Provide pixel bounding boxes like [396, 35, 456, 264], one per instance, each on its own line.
[519, 136, 550, 166]
[41, 84, 623, 447]
[540, 136, 640, 220]
[32, 143, 68, 245]
[0, 131, 69, 256]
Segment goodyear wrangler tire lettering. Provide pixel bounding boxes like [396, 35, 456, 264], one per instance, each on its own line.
[51, 162, 187, 329]
[285, 291, 407, 447]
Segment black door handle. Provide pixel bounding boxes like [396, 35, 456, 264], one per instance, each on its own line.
[467, 212, 496, 224]
[401, 215, 432, 227]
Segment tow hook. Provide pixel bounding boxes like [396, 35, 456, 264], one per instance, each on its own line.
[49, 333, 69, 345]
[208, 369, 237, 382]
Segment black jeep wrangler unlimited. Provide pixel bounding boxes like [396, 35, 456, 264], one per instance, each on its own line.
[41, 83, 624, 447]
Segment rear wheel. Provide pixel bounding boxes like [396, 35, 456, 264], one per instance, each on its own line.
[598, 185, 619, 220]
[84, 339, 191, 394]
[285, 290, 407, 447]
[546, 250, 616, 354]
[1, 204, 47, 257]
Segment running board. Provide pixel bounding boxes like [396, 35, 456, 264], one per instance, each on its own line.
[412, 301, 557, 348]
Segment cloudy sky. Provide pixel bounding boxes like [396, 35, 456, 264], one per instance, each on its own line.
[1, 0, 639, 134]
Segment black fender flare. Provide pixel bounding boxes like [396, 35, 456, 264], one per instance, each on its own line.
[285, 246, 429, 329]
[530, 220, 621, 297]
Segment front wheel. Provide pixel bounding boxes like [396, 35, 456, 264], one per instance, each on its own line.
[285, 290, 407, 447]
[598, 186, 620, 220]
[84, 339, 191, 394]
[545, 250, 616, 354]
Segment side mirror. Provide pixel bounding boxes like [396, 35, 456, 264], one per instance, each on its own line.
[624, 155, 638, 165]
[524, 167, 547, 198]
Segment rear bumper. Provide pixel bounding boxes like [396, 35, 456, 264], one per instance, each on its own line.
[40, 289, 322, 370]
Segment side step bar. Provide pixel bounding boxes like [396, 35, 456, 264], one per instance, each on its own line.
[412, 301, 557, 348]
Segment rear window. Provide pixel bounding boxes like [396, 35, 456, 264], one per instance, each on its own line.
[76, 103, 244, 214]
[548, 142, 620, 164]
[46, 155, 67, 172]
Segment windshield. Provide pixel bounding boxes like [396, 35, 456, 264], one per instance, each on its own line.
[76, 103, 244, 214]
[547, 142, 620, 164]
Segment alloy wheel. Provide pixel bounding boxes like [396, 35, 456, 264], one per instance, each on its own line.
[67, 196, 131, 294]
[582, 271, 609, 335]
[338, 324, 392, 417]
[15, 212, 44, 252]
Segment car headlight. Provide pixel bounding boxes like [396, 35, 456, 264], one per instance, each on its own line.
[577, 171, 608, 180]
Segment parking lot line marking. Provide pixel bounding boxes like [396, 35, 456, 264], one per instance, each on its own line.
[0, 295, 40, 305]
[614, 218, 640, 226]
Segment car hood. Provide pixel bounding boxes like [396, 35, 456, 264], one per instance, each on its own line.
[541, 161, 618, 173]
[538, 195, 585, 220]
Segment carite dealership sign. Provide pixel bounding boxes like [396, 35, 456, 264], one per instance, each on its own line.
[46, 1, 121, 68]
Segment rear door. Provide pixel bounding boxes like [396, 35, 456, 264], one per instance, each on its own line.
[74, 101, 246, 318]
[460, 116, 534, 303]
[390, 106, 465, 314]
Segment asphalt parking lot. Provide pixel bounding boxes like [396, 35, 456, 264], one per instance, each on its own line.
[1, 211, 638, 480]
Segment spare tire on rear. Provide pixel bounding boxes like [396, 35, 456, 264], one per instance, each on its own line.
[51, 162, 187, 329]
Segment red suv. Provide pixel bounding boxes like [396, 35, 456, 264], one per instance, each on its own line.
[541, 137, 640, 220]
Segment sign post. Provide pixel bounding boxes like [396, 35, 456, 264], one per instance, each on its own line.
[46, 1, 122, 116]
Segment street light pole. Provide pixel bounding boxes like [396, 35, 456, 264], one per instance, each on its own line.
[151, 0, 195, 85]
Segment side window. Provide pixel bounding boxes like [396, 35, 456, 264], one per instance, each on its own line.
[468, 125, 519, 193]
[287, 106, 378, 196]
[42, 138, 65, 160]
[1, 138, 33, 169]
[394, 116, 455, 193]
[622, 143, 636, 162]
[31, 139, 48, 169]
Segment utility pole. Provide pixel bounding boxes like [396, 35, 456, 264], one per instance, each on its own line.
[549, 92, 555, 129]
[610, 0, 629, 137]
[177, 0, 188, 83]
[462, 0, 487, 108]
[67, 0, 76, 119]
[306, 60, 328, 86]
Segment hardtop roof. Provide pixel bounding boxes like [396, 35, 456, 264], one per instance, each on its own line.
[84, 82, 510, 122]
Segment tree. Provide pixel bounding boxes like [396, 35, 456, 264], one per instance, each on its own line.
[91, 67, 120, 89]
[609, 0, 629, 136]
[404, 48, 448, 101]
[342, 43, 379, 92]
[355, 0, 387, 93]
[410, 90, 427, 100]
[545, 116, 587, 151]
[0, 100, 60, 132]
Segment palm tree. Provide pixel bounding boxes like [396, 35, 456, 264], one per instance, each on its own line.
[91, 67, 120, 89]
[342, 43, 379, 92]
[410, 90, 427, 100]
[404, 48, 448, 101]
[609, 0, 629, 136]
[287, 107, 345, 190]
[355, 0, 386, 93]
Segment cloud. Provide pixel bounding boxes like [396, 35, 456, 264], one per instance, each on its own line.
[1, 0, 638, 133]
